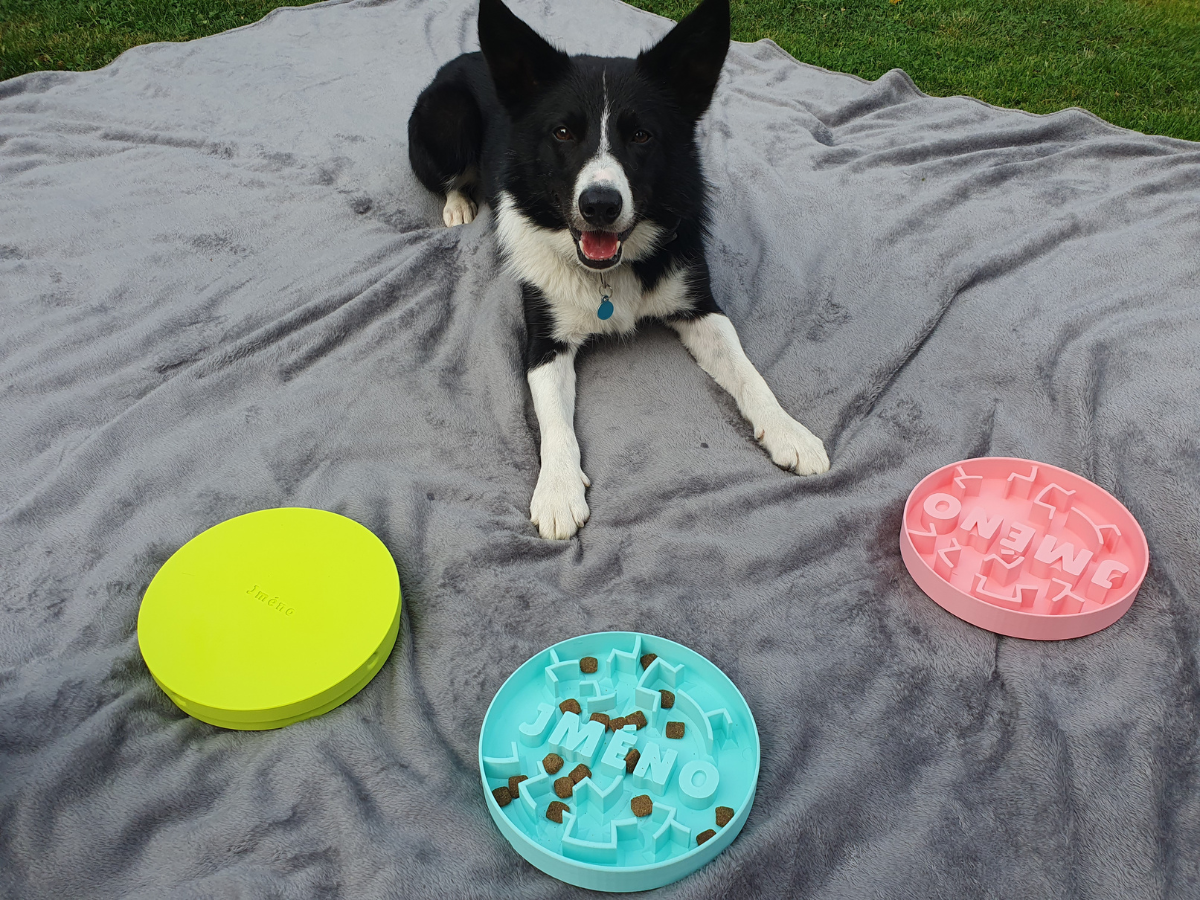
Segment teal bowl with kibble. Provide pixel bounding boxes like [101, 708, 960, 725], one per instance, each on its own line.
[478, 632, 761, 892]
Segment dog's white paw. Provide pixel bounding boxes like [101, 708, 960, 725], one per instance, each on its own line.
[754, 409, 830, 475]
[442, 190, 476, 227]
[530, 462, 591, 540]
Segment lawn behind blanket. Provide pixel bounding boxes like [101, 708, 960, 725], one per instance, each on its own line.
[1, 0, 1197, 141]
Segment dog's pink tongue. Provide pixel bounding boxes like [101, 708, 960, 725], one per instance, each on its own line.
[581, 230, 620, 260]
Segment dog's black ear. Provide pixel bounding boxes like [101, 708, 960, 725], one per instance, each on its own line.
[636, 0, 730, 120]
[478, 0, 570, 115]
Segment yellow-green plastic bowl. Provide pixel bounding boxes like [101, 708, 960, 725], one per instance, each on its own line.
[137, 507, 401, 730]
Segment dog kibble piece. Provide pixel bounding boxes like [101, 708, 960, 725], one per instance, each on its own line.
[543, 753, 564, 775]
[492, 786, 512, 807]
[508, 775, 528, 798]
[640, 653, 658, 670]
[554, 777, 574, 799]
[660, 689, 675, 709]
[624, 748, 640, 773]
[590, 712, 611, 730]
[559, 698, 582, 716]
[716, 806, 734, 828]
[569, 764, 592, 785]
[666, 721, 685, 739]
[628, 710, 647, 730]
[697, 829, 716, 846]
[580, 656, 598, 674]
[610, 716, 627, 731]
[546, 801, 570, 824]
[630, 794, 653, 817]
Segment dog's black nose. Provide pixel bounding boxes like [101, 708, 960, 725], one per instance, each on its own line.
[578, 185, 623, 228]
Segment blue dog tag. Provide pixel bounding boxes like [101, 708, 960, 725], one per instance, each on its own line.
[597, 297, 614, 320]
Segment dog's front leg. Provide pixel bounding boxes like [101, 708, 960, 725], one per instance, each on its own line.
[527, 346, 591, 539]
[671, 312, 830, 475]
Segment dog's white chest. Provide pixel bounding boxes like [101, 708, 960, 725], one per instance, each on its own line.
[494, 193, 690, 347]
[544, 265, 689, 344]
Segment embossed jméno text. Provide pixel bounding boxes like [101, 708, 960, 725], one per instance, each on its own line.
[245, 584, 296, 617]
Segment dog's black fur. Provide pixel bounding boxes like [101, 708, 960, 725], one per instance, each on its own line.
[408, 0, 828, 540]
[408, 0, 730, 369]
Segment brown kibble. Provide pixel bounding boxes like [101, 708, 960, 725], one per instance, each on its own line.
[590, 712, 611, 730]
[610, 716, 627, 731]
[640, 653, 658, 670]
[630, 794, 653, 817]
[559, 698, 582, 716]
[508, 775, 528, 798]
[697, 828, 716, 845]
[627, 710, 647, 730]
[492, 786, 512, 807]
[660, 689, 675, 709]
[665, 721, 685, 739]
[716, 806, 734, 827]
[543, 753, 564, 775]
[624, 748, 640, 773]
[554, 777, 574, 799]
[580, 656, 598, 674]
[546, 800, 570, 823]
[569, 764, 592, 785]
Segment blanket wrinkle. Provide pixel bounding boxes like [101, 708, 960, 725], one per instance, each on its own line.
[193, 238, 455, 378]
[827, 285, 961, 452]
[857, 116, 1105, 170]
[964, 401, 999, 460]
[817, 68, 922, 129]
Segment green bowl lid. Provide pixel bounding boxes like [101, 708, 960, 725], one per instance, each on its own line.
[137, 507, 401, 730]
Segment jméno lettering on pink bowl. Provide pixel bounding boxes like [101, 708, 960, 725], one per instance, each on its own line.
[900, 457, 1148, 640]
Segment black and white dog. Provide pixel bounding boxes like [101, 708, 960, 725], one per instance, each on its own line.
[408, 0, 829, 539]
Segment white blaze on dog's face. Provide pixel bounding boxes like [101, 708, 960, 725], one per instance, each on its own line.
[571, 73, 636, 266]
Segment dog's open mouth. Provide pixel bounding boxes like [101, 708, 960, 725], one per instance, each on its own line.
[571, 226, 634, 270]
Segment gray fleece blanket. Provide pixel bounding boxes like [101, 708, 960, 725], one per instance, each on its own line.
[2, 0, 1199, 897]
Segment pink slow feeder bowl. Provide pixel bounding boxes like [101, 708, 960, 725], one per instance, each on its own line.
[900, 457, 1148, 640]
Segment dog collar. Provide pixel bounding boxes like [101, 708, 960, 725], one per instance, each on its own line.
[597, 271, 613, 320]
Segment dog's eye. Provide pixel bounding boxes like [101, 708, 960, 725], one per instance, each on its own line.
[631, 130, 652, 144]
[553, 126, 574, 142]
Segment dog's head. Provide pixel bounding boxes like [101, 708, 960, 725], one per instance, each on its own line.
[479, 0, 729, 271]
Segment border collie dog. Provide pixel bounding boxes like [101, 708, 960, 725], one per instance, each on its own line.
[408, 0, 829, 539]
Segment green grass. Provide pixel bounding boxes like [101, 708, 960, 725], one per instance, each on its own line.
[1, 0, 1197, 141]
[0, 1, 324, 79]
[631, 0, 1200, 141]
